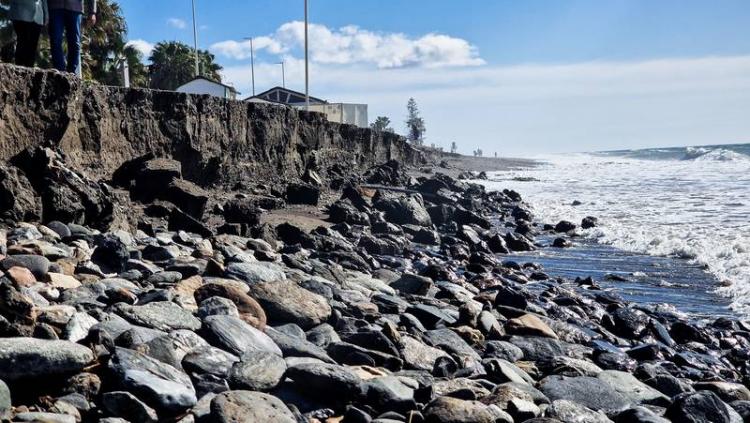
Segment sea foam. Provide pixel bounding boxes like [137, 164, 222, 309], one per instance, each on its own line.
[481, 144, 750, 315]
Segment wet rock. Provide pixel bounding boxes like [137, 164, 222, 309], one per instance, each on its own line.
[202, 315, 282, 356]
[108, 347, 197, 414]
[228, 351, 287, 391]
[210, 390, 297, 423]
[608, 307, 650, 339]
[114, 301, 201, 331]
[552, 221, 575, 233]
[504, 232, 535, 252]
[582, 216, 599, 229]
[182, 345, 239, 377]
[508, 336, 590, 363]
[693, 382, 750, 403]
[101, 391, 159, 423]
[597, 370, 669, 406]
[665, 391, 742, 423]
[390, 273, 433, 296]
[539, 375, 631, 412]
[552, 238, 571, 248]
[286, 362, 365, 402]
[246, 280, 331, 329]
[0, 338, 93, 380]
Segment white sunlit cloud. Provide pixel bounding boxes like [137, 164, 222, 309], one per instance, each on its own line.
[167, 17, 187, 29]
[211, 21, 485, 69]
[126, 39, 155, 58]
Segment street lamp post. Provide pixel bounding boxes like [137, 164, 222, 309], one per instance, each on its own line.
[191, 0, 199, 76]
[243, 37, 256, 96]
[304, 0, 309, 110]
[278, 60, 285, 88]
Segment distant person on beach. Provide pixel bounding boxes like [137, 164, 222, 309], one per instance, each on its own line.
[47, 0, 96, 76]
[8, 0, 48, 67]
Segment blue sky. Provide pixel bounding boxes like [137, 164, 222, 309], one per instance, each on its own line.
[119, 0, 750, 155]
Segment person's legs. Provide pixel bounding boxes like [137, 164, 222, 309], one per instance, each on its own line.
[12, 21, 29, 66]
[22, 24, 42, 67]
[63, 10, 82, 75]
[13, 21, 41, 67]
[48, 9, 67, 71]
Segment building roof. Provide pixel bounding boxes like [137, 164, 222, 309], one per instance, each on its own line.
[178, 76, 240, 94]
[247, 86, 326, 104]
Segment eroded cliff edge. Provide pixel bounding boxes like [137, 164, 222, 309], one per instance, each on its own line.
[0, 64, 423, 187]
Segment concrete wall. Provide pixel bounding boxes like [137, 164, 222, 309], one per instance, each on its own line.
[177, 78, 237, 100]
[305, 103, 368, 128]
[0, 64, 422, 188]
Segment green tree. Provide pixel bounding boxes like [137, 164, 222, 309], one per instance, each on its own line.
[148, 41, 222, 90]
[405, 98, 426, 145]
[370, 116, 394, 133]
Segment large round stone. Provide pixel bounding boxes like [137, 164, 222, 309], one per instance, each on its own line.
[0, 338, 93, 381]
[210, 390, 296, 423]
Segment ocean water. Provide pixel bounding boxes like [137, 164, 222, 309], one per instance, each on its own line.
[482, 143, 750, 316]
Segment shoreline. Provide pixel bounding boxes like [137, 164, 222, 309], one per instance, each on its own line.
[0, 151, 748, 422]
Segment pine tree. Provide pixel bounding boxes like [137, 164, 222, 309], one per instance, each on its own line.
[405, 98, 426, 145]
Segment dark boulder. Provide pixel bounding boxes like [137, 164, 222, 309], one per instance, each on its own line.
[0, 164, 40, 222]
[665, 391, 740, 423]
[374, 193, 432, 227]
[487, 234, 509, 254]
[286, 182, 320, 206]
[92, 235, 130, 274]
[554, 221, 577, 233]
[12, 147, 115, 230]
[168, 208, 213, 238]
[364, 160, 410, 186]
[329, 199, 371, 226]
[223, 199, 262, 225]
[582, 216, 598, 229]
[504, 232, 535, 252]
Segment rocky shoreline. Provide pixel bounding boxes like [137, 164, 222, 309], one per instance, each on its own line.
[0, 149, 748, 423]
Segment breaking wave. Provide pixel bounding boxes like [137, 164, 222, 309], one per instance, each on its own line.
[483, 145, 750, 315]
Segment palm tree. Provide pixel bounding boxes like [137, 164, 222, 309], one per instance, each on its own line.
[148, 41, 222, 91]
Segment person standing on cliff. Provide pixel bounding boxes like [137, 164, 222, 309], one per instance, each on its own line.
[8, 0, 48, 67]
[47, 0, 96, 76]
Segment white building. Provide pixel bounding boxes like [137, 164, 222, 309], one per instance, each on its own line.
[176, 76, 239, 100]
[247, 87, 368, 128]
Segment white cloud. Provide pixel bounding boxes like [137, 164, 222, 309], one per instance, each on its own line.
[221, 55, 750, 155]
[211, 21, 484, 69]
[167, 18, 187, 29]
[126, 39, 155, 58]
[211, 36, 286, 60]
